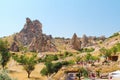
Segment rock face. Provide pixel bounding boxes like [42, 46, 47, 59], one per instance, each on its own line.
[11, 18, 57, 52]
[10, 42, 19, 52]
[71, 33, 81, 50]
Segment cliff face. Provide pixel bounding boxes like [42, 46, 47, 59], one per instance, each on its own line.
[10, 18, 57, 52]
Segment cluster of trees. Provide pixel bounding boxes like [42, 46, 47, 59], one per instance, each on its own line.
[99, 43, 120, 60]
[3, 36, 120, 79]
[0, 39, 38, 79]
[76, 53, 99, 63]
[0, 39, 75, 79]
[41, 60, 75, 78]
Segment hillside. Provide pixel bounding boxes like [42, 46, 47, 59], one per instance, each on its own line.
[0, 18, 120, 80]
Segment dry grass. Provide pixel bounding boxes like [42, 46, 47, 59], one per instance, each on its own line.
[7, 59, 47, 80]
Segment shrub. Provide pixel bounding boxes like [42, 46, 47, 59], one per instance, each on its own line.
[109, 32, 119, 38]
[0, 69, 17, 80]
[64, 51, 73, 57]
[42, 55, 58, 62]
[40, 61, 62, 76]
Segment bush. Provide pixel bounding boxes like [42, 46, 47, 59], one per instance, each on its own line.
[64, 51, 73, 57]
[68, 60, 75, 65]
[53, 62, 62, 73]
[109, 32, 119, 38]
[0, 70, 16, 80]
[42, 55, 58, 62]
[40, 67, 48, 76]
[61, 61, 69, 66]
[83, 48, 94, 52]
[41, 61, 62, 76]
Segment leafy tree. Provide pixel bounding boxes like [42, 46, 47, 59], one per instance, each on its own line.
[13, 54, 37, 78]
[111, 46, 118, 56]
[41, 61, 62, 77]
[41, 61, 54, 77]
[52, 62, 62, 73]
[0, 39, 11, 69]
[99, 47, 111, 59]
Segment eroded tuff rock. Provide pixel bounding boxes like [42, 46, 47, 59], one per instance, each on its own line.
[10, 42, 19, 52]
[71, 33, 81, 50]
[11, 18, 57, 52]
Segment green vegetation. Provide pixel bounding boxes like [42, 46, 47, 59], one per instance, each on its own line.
[40, 61, 62, 76]
[80, 48, 95, 53]
[100, 43, 120, 58]
[76, 67, 88, 80]
[85, 53, 99, 62]
[39, 54, 58, 62]
[99, 47, 111, 59]
[58, 51, 73, 60]
[0, 39, 11, 69]
[109, 32, 119, 38]
[12, 54, 37, 78]
[0, 70, 16, 80]
[40, 60, 75, 77]
[64, 51, 73, 57]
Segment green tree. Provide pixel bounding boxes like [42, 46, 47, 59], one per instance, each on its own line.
[53, 62, 62, 72]
[40, 61, 53, 77]
[41, 61, 62, 78]
[13, 54, 37, 78]
[111, 46, 118, 56]
[0, 39, 11, 69]
[99, 47, 111, 60]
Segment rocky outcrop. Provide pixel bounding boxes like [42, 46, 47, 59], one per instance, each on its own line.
[81, 34, 88, 47]
[17, 18, 42, 45]
[71, 33, 81, 50]
[11, 18, 57, 52]
[29, 34, 56, 52]
[10, 42, 19, 52]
